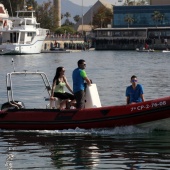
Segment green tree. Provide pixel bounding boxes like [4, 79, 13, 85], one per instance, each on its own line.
[26, 0, 38, 9]
[124, 0, 135, 5]
[62, 19, 74, 26]
[124, 0, 150, 6]
[124, 14, 134, 28]
[137, 0, 149, 5]
[1, 0, 37, 16]
[92, 6, 113, 28]
[61, 13, 64, 20]
[64, 12, 71, 19]
[36, 0, 54, 30]
[63, 12, 71, 26]
[55, 26, 75, 35]
[152, 11, 164, 27]
[73, 15, 80, 23]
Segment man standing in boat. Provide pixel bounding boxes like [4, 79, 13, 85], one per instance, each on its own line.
[72, 59, 91, 109]
[126, 75, 145, 104]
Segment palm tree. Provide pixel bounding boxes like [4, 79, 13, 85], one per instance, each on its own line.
[61, 13, 64, 20]
[140, 0, 150, 5]
[124, 0, 150, 6]
[124, 0, 135, 6]
[92, 6, 113, 28]
[152, 11, 164, 27]
[73, 15, 80, 23]
[63, 12, 71, 26]
[124, 14, 134, 28]
[64, 12, 71, 20]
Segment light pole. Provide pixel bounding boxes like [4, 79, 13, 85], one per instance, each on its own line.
[82, 0, 84, 36]
[90, 6, 93, 29]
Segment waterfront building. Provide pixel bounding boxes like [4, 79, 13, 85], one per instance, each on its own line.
[74, 0, 113, 32]
[93, 4, 170, 50]
[114, 5, 170, 28]
[150, 0, 170, 5]
[94, 27, 170, 50]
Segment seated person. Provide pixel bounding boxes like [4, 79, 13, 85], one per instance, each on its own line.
[50, 67, 75, 109]
[126, 75, 145, 104]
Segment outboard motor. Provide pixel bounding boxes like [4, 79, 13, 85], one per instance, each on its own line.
[1, 101, 25, 110]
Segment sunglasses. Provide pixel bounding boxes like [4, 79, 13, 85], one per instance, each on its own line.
[81, 63, 86, 66]
[131, 80, 137, 82]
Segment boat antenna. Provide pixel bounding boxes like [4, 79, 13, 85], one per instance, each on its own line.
[9, 0, 13, 17]
[12, 58, 15, 72]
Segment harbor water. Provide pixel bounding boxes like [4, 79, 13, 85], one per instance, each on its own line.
[0, 50, 170, 169]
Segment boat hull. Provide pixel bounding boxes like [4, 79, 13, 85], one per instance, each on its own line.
[162, 50, 170, 53]
[0, 9, 48, 55]
[136, 49, 154, 52]
[0, 39, 45, 55]
[0, 96, 170, 130]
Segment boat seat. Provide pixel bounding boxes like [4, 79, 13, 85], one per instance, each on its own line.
[50, 98, 73, 109]
[45, 97, 73, 109]
[49, 97, 61, 109]
[45, 97, 59, 109]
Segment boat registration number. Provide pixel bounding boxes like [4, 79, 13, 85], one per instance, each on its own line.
[131, 101, 166, 112]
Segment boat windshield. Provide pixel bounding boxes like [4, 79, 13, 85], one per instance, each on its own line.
[16, 11, 36, 18]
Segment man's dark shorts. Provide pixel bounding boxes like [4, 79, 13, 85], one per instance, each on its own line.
[74, 90, 85, 109]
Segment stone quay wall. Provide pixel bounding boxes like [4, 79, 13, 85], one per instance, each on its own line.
[42, 37, 85, 50]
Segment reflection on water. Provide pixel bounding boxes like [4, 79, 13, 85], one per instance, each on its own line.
[0, 128, 170, 170]
[0, 51, 170, 169]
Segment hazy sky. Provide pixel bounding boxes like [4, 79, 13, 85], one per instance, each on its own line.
[69, 0, 124, 6]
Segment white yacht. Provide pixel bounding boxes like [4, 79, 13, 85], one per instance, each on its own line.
[0, 5, 48, 55]
[0, 3, 9, 28]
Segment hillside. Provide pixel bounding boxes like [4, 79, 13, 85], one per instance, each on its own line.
[36, 0, 90, 23]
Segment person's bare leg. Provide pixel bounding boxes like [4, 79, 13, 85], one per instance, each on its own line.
[59, 100, 67, 110]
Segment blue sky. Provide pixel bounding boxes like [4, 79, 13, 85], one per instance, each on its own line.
[69, 0, 124, 6]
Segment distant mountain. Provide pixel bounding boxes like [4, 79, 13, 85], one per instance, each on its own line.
[36, 0, 90, 23]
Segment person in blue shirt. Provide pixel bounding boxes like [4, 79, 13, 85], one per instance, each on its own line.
[126, 75, 145, 104]
[72, 59, 91, 109]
